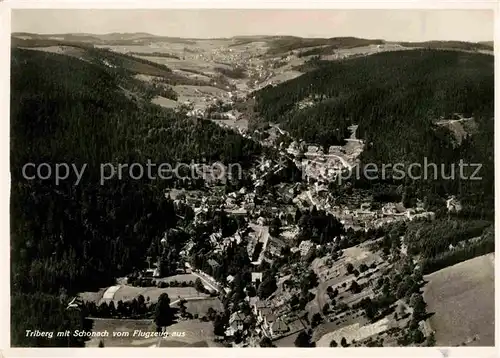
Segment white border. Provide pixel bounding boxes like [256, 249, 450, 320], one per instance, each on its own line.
[1, 1, 498, 358]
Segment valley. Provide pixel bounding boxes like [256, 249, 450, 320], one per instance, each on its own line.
[10, 30, 494, 349]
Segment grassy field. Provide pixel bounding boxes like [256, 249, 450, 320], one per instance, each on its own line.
[312, 310, 368, 341]
[315, 317, 392, 347]
[176, 297, 224, 317]
[158, 320, 219, 347]
[85, 319, 156, 347]
[156, 274, 198, 284]
[274, 331, 300, 347]
[152, 96, 178, 108]
[85, 317, 220, 347]
[423, 253, 495, 346]
[113, 285, 207, 304]
[78, 288, 107, 304]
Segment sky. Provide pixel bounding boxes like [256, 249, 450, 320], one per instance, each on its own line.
[11, 9, 494, 42]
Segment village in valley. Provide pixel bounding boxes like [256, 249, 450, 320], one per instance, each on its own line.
[11, 14, 494, 349]
[75, 106, 461, 347]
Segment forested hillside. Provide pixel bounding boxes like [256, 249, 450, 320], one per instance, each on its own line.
[10, 48, 261, 346]
[253, 49, 494, 216]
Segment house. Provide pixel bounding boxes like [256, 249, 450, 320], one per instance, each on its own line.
[290, 247, 300, 254]
[229, 311, 246, 331]
[225, 312, 246, 336]
[251, 272, 263, 285]
[360, 202, 372, 211]
[382, 203, 397, 216]
[446, 196, 463, 212]
[266, 236, 286, 257]
[354, 202, 376, 218]
[298, 240, 314, 257]
[143, 268, 158, 278]
[255, 303, 271, 320]
[395, 203, 406, 214]
[261, 312, 277, 337]
[270, 317, 289, 337]
[416, 199, 425, 212]
[225, 197, 236, 207]
[408, 211, 436, 222]
[207, 259, 220, 270]
[248, 296, 259, 308]
[224, 207, 247, 216]
[257, 217, 266, 226]
[209, 232, 222, 246]
[307, 145, 319, 154]
[405, 209, 416, 219]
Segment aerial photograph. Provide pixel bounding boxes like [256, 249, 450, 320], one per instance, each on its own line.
[10, 9, 494, 348]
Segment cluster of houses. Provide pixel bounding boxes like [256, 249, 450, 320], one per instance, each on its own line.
[225, 296, 307, 340]
[336, 201, 436, 232]
[301, 181, 438, 232]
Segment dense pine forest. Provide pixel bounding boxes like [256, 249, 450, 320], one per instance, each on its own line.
[10, 48, 261, 346]
[253, 49, 494, 217]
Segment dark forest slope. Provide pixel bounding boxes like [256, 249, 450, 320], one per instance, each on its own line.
[10, 48, 260, 346]
[253, 49, 494, 215]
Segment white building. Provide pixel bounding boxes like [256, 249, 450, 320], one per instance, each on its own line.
[298, 240, 314, 257]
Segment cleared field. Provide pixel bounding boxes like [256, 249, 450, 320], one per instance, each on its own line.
[152, 96, 178, 108]
[112, 285, 207, 304]
[274, 331, 300, 347]
[158, 320, 219, 347]
[175, 297, 224, 316]
[263, 70, 303, 86]
[85, 318, 155, 347]
[436, 118, 478, 145]
[312, 311, 368, 342]
[86, 316, 221, 347]
[423, 253, 495, 346]
[158, 339, 209, 347]
[212, 117, 248, 131]
[78, 288, 107, 303]
[174, 85, 227, 97]
[172, 84, 230, 109]
[23, 45, 86, 59]
[159, 274, 198, 283]
[316, 317, 391, 347]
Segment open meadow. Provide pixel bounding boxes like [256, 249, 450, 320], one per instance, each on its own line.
[112, 285, 206, 304]
[158, 320, 220, 347]
[85, 318, 156, 347]
[423, 253, 495, 346]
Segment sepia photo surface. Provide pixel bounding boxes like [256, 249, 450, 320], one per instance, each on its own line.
[9, 8, 495, 349]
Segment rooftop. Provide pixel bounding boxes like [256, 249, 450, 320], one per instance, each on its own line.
[272, 318, 289, 333]
[252, 272, 263, 283]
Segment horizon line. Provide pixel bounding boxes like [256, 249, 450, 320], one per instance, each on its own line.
[10, 32, 493, 44]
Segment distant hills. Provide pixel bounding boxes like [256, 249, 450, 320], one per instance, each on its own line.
[12, 32, 493, 53]
[11, 32, 197, 45]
